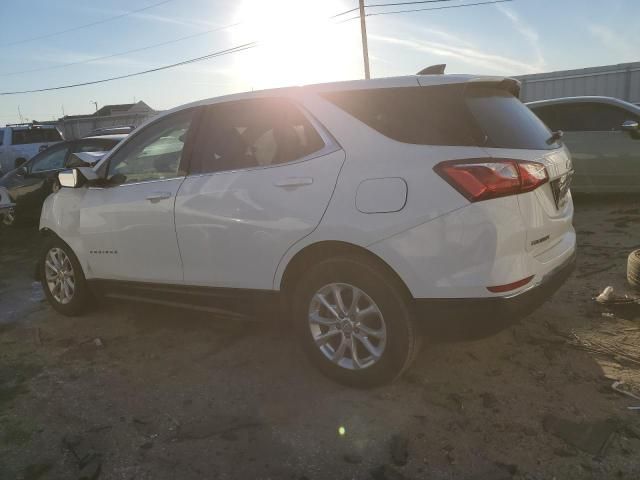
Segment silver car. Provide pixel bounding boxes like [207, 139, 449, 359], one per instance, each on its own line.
[527, 96, 640, 193]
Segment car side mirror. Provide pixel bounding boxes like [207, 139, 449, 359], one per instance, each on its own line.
[622, 120, 640, 139]
[58, 169, 82, 188]
[16, 165, 28, 177]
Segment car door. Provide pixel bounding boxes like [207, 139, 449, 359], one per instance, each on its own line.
[13, 142, 71, 221]
[538, 102, 640, 192]
[80, 108, 198, 283]
[174, 97, 345, 290]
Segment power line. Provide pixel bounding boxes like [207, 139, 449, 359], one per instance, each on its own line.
[365, 0, 513, 17]
[367, 0, 462, 7]
[329, 6, 361, 18]
[0, 43, 258, 96]
[1, 0, 177, 47]
[1, 22, 241, 77]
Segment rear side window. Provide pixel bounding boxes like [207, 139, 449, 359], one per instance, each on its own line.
[321, 86, 479, 146]
[191, 98, 325, 174]
[322, 85, 557, 150]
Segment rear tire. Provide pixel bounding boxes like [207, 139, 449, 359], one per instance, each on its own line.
[292, 255, 420, 388]
[628, 249, 640, 289]
[40, 237, 90, 316]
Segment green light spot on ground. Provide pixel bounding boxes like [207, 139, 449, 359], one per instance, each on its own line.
[338, 426, 346, 436]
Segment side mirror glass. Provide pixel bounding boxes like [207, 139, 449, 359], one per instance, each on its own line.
[16, 166, 28, 176]
[58, 169, 82, 188]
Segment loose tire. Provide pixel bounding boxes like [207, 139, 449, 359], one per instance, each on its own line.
[40, 237, 90, 316]
[292, 255, 420, 388]
[628, 249, 640, 289]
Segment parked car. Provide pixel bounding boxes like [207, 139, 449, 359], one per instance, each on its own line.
[527, 96, 640, 193]
[85, 125, 136, 137]
[0, 123, 64, 176]
[0, 135, 125, 226]
[39, 75, 575, 386]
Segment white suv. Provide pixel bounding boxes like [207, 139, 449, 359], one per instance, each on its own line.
[39, 74, 576, 386]
[0, 124, 63, 175]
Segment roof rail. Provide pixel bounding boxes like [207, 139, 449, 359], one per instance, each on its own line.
[417, 64, 446, 75]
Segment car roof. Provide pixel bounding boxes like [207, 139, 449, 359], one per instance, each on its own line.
[156, 74, 515, 119]
[526, 96, 640, 112]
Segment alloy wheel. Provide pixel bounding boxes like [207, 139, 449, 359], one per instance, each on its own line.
[44, 247, 75, 304]
[308, 283, 387, 370]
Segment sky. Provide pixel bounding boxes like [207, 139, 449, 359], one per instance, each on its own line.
[0, 0, 638, 124]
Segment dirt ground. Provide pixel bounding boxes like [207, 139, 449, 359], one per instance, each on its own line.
[1, 196, 640, 480]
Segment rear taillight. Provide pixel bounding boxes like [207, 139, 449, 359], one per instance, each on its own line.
[434, 159, 548, 202]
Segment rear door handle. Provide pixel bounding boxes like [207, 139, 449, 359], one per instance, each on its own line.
[274, 177, 313, 188]
[145, 192, 172, 202]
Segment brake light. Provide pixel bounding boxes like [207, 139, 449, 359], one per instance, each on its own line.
[434, 159, 548, 202]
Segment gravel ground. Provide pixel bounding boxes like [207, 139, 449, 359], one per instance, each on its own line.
[1, 195, 640, 480]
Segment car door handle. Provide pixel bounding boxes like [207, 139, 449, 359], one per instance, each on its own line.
[274, 177, 313, 188]
[145, 192, 172, 202]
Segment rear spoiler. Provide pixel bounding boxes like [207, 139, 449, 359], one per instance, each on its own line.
[465, 77, 522, 98]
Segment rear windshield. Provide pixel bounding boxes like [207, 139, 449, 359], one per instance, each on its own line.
[321, 85, 558, 150]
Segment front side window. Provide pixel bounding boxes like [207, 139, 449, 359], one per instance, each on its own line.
[191, 98, 325, 174]
[30, 145, 70, 173]
[549, 103, 640, 132]
[107, 110, 194, 184]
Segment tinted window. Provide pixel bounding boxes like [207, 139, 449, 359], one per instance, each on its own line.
[546, 103, 639, 132]
[322, 85, 556, 150]
[529, 105, 558, 130]
[466, 87, 557, 150]
[11, 128, 61, 145]
[31, 145, 70, 172]
[107, 110, 194, 184]
[192, 98, 325, 174]
[0, 129, 4, 146]
[322, 86, 480, 146]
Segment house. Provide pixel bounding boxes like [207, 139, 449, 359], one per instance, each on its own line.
[57, 101, 158, 139]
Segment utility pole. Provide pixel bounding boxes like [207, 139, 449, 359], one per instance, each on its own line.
[17, 105, 23, 123]
[90, 100, 98, 113]
[358, 0, 370, 79]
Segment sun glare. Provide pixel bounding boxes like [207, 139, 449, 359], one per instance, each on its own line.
[231, 0, 361, 89]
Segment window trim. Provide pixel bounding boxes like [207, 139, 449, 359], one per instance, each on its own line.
[185, 97, 340, 178]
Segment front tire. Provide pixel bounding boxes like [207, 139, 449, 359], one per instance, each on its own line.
[292, 255, 420, 388]
[40, 237, 89, 316]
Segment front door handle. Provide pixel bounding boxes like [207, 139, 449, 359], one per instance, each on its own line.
[145, 192, 172, 203]
[274, 177, 313, 188]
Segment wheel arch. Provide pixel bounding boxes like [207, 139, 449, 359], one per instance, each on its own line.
[279, 240, 413, 300]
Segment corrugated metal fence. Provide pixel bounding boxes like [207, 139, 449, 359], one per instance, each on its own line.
[515, 61, 640, 104]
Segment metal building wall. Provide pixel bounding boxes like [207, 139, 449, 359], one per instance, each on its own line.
[515, 62, 640, 104]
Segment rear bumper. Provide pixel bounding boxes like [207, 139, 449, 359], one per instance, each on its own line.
[413, 251, 576, 339]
